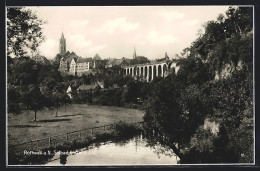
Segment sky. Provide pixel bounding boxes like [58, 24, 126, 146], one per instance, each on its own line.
[27, 6, 230, 60]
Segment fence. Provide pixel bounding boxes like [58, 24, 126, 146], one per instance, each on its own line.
[9, 122, 143, 155]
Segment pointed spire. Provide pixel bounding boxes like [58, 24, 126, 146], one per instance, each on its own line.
[133, 46, 137, 59]
[59, 31, 66, 55]
[165, 52, 169, 60]
[61, 32, 65, 40]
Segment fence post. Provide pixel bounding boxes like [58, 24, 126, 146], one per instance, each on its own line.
[104, 126, 106, 132]
[66, 133, 69, 141]
[53, 139, 56, 148]
[49, 137, 51, 146]
[91, 128, 93, 134]
[30, 141, 32, 150]
[36, 140, 38, 149]
[79, 131, 81, 139]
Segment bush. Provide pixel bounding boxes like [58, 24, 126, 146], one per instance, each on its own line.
[114, 121, 142, 138]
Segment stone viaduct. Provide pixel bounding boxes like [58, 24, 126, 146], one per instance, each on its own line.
[122, 60, 178, 82]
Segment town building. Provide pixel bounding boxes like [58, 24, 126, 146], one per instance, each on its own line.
[77, 83, 101, 93]
[105, 57, 131, 68]
[32, 53, 50, 65]
[57, 33, 104, 76]
[66, 85, 72, 98]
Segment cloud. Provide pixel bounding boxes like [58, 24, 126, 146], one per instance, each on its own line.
[181, 19, 199, 26]
[39, 38, 58, 58]
[147, 30, 179, 45]
[89, 44, 108, 54]
[68, 34, 92, 49]
[69, 19, 89, 27]
[159, 10, 185, 22]
[100, 17, 140, 34]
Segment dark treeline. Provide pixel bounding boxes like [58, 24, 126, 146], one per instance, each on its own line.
[7, 57, 71, 120]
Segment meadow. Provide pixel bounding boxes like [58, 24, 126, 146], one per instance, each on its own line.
[8, 104, 145, 146]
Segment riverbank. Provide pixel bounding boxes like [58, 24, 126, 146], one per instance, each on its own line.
[8, 122, 143, 165]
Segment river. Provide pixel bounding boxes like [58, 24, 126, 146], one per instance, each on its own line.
[45, 133, 180, 166]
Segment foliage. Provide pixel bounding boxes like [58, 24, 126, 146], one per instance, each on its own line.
[7, 7, 45, 57]
[52, 91, 71, 117]
[143, 6, 253, 163]
[25, 85, 46, 121]
[9, 58, 39, 85]
[143, 73, 207, 159]
[7, 85, 22, 114]
[176, 57, 214, 86]
[114, 121, 142, 138]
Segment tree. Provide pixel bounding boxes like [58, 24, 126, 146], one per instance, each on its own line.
[7, 7, 45, 57]
[7, 85, 22, 114]
[63, 93, 71, 112]
[52, 92, 67, 117]
[51, 83, 70, 117]
[143, 75, 186, 159]
[26, 85, 46, 122]
[124, 81, 144, 104]
[10, 58, 39, 85]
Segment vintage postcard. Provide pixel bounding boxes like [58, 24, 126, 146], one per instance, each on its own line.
[5, 1, 255, 167]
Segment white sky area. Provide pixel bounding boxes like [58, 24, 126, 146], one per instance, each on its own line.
[27, 6, 230, 60]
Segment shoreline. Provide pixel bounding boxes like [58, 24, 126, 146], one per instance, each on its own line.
[8, 122, 143, 165]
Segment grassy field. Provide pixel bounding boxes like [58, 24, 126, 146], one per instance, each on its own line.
[8, 104, 145, 146]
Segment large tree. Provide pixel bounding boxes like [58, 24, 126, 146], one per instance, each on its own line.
[7, 7, 45, 57]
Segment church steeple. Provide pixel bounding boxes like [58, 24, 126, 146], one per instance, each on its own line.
[165, 52, 169, 60]
[59, 32, 66, 55]
[133, 46, 137, 59]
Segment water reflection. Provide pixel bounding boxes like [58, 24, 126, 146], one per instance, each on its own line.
[45, 133, 179, 165]
[60, 154, 68, 165]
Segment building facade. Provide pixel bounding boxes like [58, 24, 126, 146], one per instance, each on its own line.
[32, 53, 50, 65]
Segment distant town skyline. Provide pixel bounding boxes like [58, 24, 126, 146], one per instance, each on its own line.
[28, 6, 230, 60]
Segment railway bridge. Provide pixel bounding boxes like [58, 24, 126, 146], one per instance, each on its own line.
[123, 60, 178, 82]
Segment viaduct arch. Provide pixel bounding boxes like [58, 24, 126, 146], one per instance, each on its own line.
[123, 61, 177, 82]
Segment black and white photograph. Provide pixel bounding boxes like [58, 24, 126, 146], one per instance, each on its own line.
[5, 2, 255, 167]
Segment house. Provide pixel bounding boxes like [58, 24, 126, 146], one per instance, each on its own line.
[105, 57, 130, 68]
[76, 58, 94, 76]
[59, 52, 79, 73]
[77, 83, 101, 93]
[93, 53, 102, 60]
[32, 54, 50, 65]
[97, 81, 104, 89]
[66, 85, 73, 98]
[93, 54, 105, 69]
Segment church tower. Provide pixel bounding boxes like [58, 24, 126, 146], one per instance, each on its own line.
[59, 32, 66, 55]
[165, 52, 169, 60]
[133, 46, 137, 59]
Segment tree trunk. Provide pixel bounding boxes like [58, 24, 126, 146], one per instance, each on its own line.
[233, 21, 238, 34]
[169, 143, 185, 161]
[55, 107, 59, 117]
[34, 110, 37, 122]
